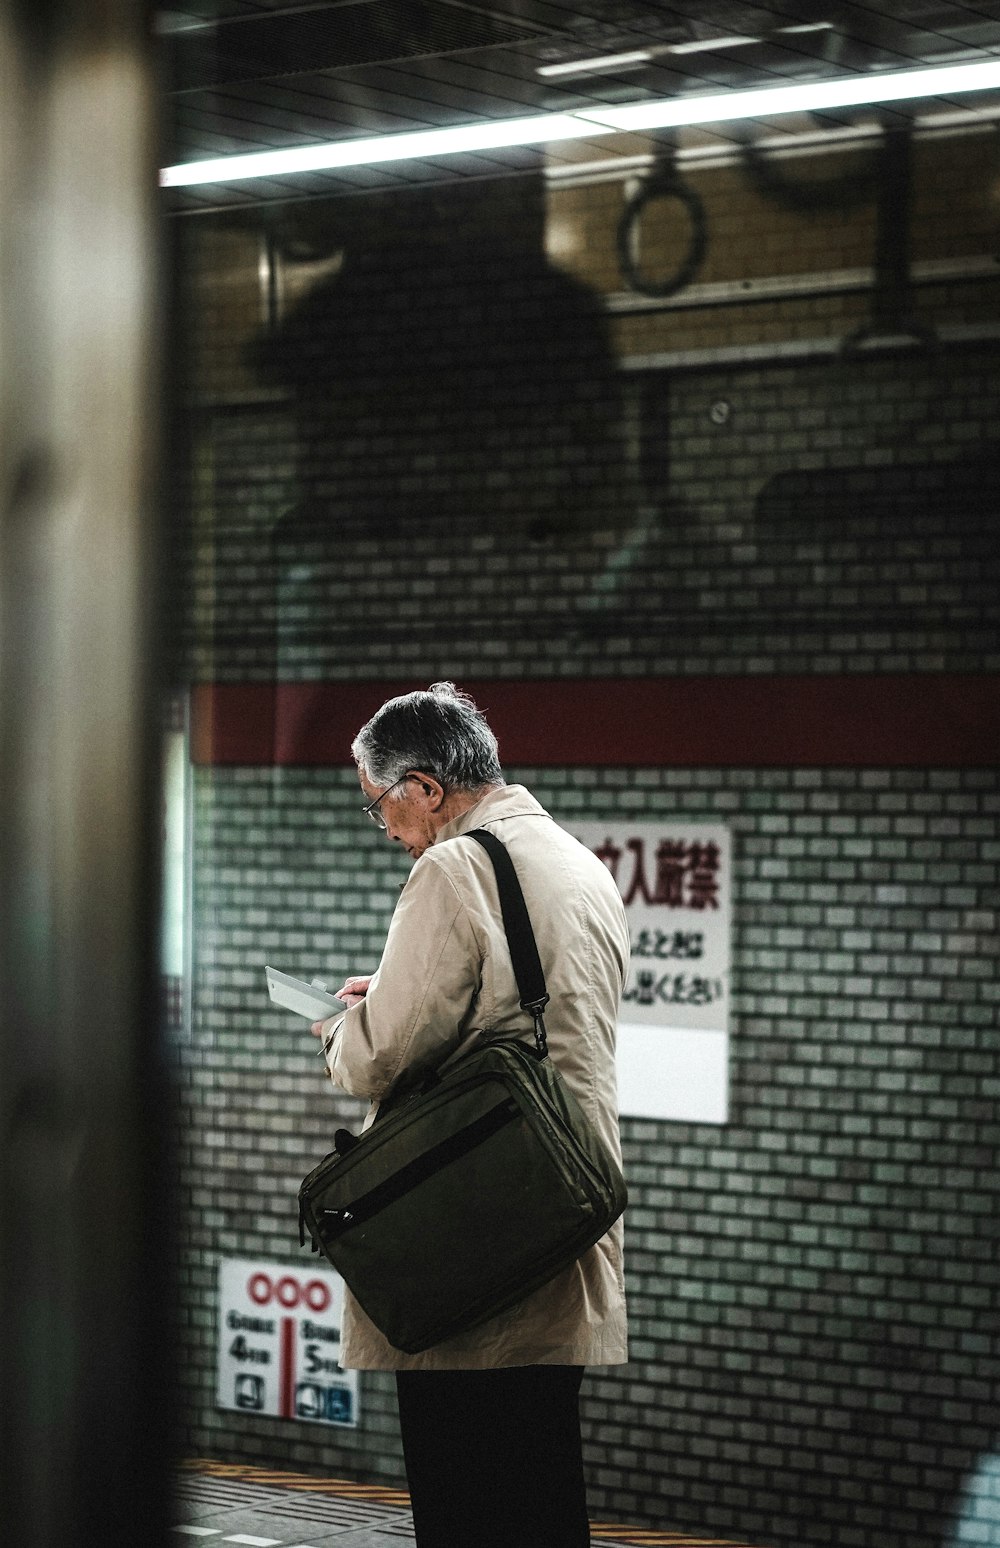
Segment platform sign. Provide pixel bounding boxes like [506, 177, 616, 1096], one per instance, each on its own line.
[217, 1259, 358, 1427]
[572, 822, 732, 1124]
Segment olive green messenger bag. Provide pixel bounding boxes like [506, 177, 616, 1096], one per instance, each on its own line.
[298, 828, 628, 1355]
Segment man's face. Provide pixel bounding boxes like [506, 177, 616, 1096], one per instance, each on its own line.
[359, 772, 443, 860]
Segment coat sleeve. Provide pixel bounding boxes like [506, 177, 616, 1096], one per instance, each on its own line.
[324, 853, 483, 1101]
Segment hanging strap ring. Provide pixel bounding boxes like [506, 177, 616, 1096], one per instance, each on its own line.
[616, 165, 708, 299]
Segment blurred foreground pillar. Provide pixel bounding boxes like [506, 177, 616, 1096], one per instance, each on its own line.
[0, 4, 169, 1545]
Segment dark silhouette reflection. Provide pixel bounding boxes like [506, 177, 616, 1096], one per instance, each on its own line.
[256, 182, 626, 543]
[248, 180, 636, 683]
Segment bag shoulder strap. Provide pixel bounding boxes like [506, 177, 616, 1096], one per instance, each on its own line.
[465, 827, 550, 1059]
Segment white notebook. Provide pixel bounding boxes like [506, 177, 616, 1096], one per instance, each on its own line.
[265, 965, 346, 1021]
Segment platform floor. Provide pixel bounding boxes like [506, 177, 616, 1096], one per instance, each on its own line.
[176, 1460, 758, 1548]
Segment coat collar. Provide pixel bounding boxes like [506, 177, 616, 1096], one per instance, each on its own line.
[435, 783, 550, 845]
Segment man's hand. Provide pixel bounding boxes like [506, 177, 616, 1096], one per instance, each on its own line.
[338, 974, 372, 1008]
[310, 975, 372, 1039]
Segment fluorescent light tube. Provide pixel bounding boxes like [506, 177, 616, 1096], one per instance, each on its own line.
[668, 35, 760, 55]
[536, 23, 834, 79]
[161, 57, 1000, 189]
[580, 58, 1000, 134]
[161, 114, 587, 187]
[537, 50, 653, 79]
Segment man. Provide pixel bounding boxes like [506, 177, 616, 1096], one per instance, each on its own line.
[311, 681, 629, 1548]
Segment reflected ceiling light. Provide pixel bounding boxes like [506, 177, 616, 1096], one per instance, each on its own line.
[537, 49, 653, 79]
[537, 20, 834, 75]
[161, 113, 589, 186]
[161, 57, 1000, 188]
[668, 34, 769, 54]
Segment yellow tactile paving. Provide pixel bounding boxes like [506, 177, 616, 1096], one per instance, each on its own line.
[181, 1458, 411, 1507]
[181, 1458, 768, 1547]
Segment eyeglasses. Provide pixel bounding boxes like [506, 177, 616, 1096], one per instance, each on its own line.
[362, 773, 412, 829]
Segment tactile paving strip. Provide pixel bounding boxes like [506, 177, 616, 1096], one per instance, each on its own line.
[182, 1459, 409, 1508]
[179, 1458, 769, 1547]
[176, 1481, 394, 1533]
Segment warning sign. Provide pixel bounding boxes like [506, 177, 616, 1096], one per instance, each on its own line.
[572, 821, 732, 1125]
[216, 1259, 358, 1427]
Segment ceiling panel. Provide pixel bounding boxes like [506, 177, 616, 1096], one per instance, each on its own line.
[165, 0, 549, 90]
[159, 0, 1000, 212]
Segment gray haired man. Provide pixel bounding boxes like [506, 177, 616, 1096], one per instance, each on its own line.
[311, 682, 629, 1548]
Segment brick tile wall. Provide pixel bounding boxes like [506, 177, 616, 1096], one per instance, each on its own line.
[170, 343, 1000, 683]
[175, 762, 998, 1547]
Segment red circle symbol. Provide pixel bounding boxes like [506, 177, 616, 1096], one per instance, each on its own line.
[304, 1279, 332, 1313]
[248, 1272, 272, 1305]
[276, 1276, 300, 1308]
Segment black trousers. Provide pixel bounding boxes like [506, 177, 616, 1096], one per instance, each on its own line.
[395, 1365, 590, 1548]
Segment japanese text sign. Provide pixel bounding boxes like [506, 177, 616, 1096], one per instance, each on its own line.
[572, 822, 732, 1124]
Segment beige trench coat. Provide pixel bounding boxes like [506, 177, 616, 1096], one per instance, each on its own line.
[323, 784, 630, 1371]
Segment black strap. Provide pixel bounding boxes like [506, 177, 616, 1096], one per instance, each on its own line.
[466, 828, 550, 1058]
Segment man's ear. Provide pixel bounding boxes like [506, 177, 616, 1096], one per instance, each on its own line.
[412, 771, 445, 809]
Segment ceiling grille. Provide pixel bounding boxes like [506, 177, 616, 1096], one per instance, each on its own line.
[166, 0, 550, 92]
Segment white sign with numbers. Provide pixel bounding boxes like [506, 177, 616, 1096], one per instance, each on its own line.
[571, 822, 731, 1124]
[217, 1259, 358, 1427]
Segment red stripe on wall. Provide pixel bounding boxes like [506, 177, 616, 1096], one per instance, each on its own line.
[190, 675, 999, 768]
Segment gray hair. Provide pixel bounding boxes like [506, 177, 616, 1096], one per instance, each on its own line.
[352, 682, 505, 793]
